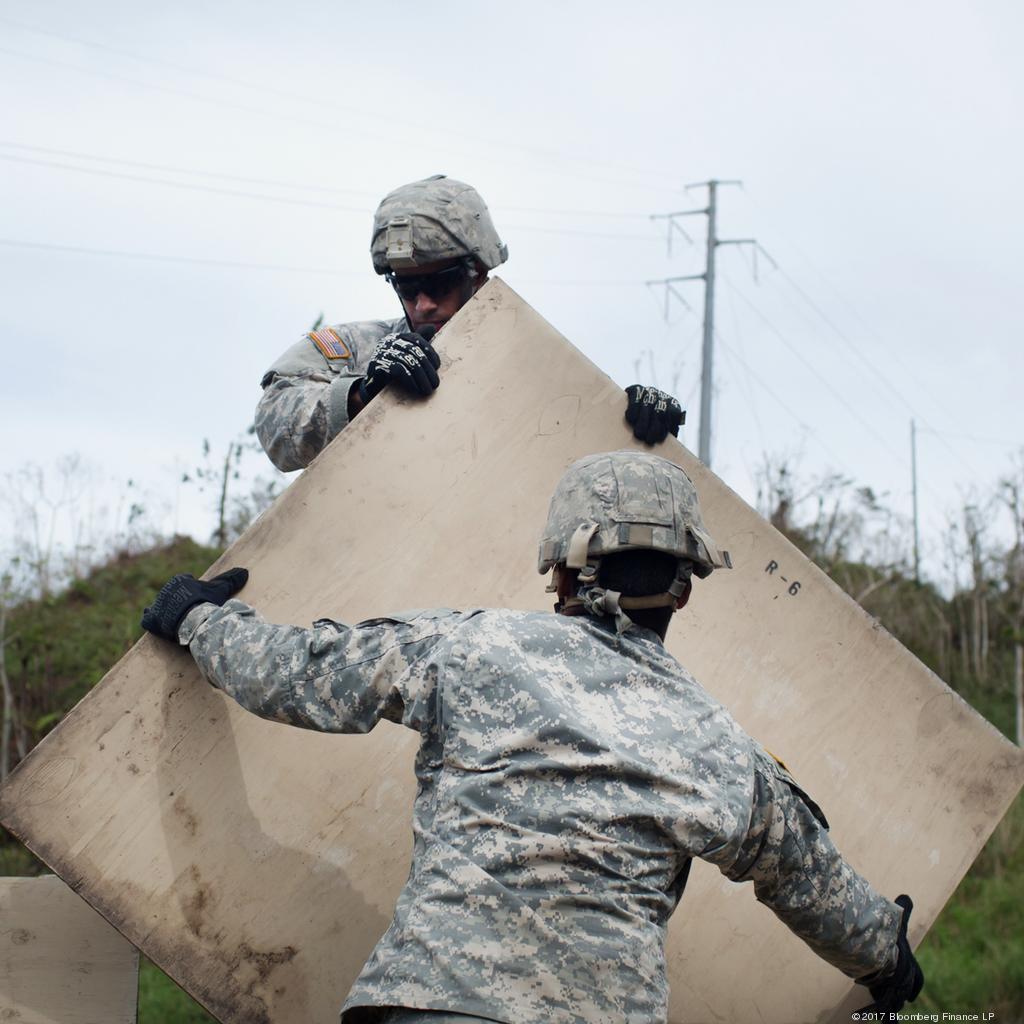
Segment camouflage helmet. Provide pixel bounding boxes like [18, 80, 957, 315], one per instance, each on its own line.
[370, 175, 508, 274]
[538, 450, 730, 583]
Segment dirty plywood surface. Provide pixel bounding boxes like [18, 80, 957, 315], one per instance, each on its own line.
[0, 874, 138, 1023]
[1, 279, 1022, 1023]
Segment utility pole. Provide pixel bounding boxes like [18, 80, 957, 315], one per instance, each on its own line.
[647, 179, 762, 467]
[911, 419, 921, 584]
[697, 181, 722, 466]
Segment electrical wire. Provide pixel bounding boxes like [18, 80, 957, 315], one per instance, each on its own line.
[0, 142, 658, 219]
[0, 153, 659, 241]
[733, 187, 974, 451]
[722, 284, 766, 450]
[712, 333, 850, 468]
[767, 263, 984, 480]
[0, 39, 683, 197]
[0, 14, 686, 192]
[720, 271, 911, 470]
[0, 153, 370, 212]
[0, 140, 379, 196]
[0, 238, 355, 275]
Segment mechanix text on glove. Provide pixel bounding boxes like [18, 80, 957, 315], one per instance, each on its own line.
[625, 385, 685, 445]
[360, 329, 441, 402]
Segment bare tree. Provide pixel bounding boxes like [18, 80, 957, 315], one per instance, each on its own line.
[0, 567, 28, 781]
[999, 466, 1024, 746]
[183, 429, 288, 549]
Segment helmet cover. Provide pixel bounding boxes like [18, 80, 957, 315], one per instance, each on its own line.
[537, 450, 730, 580]
[371, 175, 508, 274]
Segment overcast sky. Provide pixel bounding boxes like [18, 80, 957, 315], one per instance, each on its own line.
[2, 0, 1021, 583]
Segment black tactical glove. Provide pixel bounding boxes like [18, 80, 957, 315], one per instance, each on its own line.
[858, 895, 924, 1013]
[359, 327, 440, 403]
[141, 568, 249, 642]
[625, 385, 685, 445]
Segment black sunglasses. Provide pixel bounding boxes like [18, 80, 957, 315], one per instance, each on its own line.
[387, 263, 470, 302]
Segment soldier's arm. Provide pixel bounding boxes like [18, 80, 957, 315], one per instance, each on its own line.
[703, 750, 901, 983]
[255, 320, 404, 472]
[177, 599, 456, 735]
[255, 369, 362, 472]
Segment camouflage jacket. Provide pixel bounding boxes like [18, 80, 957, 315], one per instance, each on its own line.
[255, 317, 406, 472]
[179, 602, 899, 1023]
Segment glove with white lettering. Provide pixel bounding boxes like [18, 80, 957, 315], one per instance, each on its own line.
[625, 385, 685, 444]
[141, 569, 249, 642]
[359, 328, 440, 403]
[858, 895, 924, 1013]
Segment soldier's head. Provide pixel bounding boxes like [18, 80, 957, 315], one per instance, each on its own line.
[538, 451, 731, 638]
[370, 175, 508, 336]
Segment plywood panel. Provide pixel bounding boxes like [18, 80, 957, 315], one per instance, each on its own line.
[1, 279, 1021, 1023]
[0, 875, 138, 1023]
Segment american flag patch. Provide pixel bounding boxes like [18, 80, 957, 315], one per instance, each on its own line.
[307, 327, 351, 360]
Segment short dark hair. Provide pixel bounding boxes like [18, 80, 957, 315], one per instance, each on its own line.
[596, 549, 681, 597]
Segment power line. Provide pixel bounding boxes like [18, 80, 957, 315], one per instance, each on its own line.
[728, 231, 984, 485]
[733, 187, 966, 437]
[720, 281, 766, 451]
[0, 154, 658, 241]
[721, 272, 911, 470]
[713, 333, 849, 468]
[0, 152, 370, 212]
[0, 14, 686, 192]
[721, 272, 963, 511]
[921, 428, 1023, 449]
[0, 238, 355, 274]
[0, 39, 682, 197]
[0, 142, 658, 220]
[0, 141, 379, 197]
[0, 238, 655, 277]
[768, 262, 980, 480]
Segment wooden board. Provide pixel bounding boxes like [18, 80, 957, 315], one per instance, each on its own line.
[1, 279, 1021, 1023]
[0, 875, 138, 1023]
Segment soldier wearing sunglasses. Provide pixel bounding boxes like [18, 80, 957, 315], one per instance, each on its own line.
[255, 176, 685, 472]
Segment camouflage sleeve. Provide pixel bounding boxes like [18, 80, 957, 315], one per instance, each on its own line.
[177, 599, 457, 735]
[254, 370, 360, 472]
[703, 750, 901, 982]
[254, 319, 404, 472]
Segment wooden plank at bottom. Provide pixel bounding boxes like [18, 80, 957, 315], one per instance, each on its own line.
[0, 278, 1022, 1022]
[0, 875, 138, 1023]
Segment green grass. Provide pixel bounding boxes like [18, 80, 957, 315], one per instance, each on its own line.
[2, 538, 1021, 1016]
[2, 537, 223, 1023]
[914, 792, 1024, 1019]
[139, 958, 217, 1023]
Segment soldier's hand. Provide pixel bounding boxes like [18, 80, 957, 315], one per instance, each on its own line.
[360, 328, 441, 402]
[141, 568, 249, 642]
[859, 895, 924, 1013]
[625, 385, 685, 445]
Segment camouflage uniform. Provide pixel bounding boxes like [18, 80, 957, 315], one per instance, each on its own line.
[257, 176, 508, 474]
[178, 598, 900, 1023]
[255, 317, 405, 472]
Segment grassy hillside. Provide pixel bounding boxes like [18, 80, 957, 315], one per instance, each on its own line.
[1, 537, 1021, 1017]
[1, 537, 219, 1022]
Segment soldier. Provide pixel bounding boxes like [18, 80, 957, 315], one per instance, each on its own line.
[142, 451, 923, 1022]
[255, 175, 684, 472]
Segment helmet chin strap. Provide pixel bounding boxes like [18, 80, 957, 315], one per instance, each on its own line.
[553, 559, 692, 635]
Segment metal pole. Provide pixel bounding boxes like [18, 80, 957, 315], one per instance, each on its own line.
[1015, 643, 1023, 747]
[911, 419, 920, 583]
[698, 181, 718, 465]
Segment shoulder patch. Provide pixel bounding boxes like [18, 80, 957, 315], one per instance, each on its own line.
[767, 750, 830, 831]
[307, 327, 352, 361]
